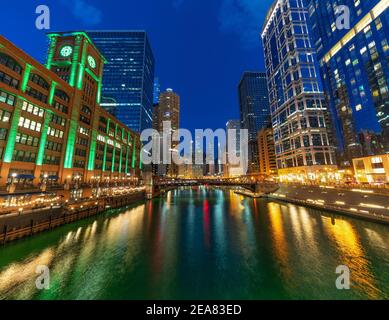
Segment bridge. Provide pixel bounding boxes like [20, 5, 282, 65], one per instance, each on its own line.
[143, 173, 280, 199]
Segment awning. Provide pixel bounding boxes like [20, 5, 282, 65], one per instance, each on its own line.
[12, 174, 35, 180]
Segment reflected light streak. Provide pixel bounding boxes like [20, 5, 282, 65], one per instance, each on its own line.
[267, 202, 291, 280]
[323, 219, 381, 299]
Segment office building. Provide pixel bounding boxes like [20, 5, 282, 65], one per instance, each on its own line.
[257, 127, 277, 176]
[88, 31, 155, 133]
[0, 33, 141, 195]
[238, 72, 271, 173]
[307, 0, 389, 162]
[226, 120, 244, 177]
[262, 0, 337, 182]
[153, 78, 160, 105]
[152, 88, 180, 177]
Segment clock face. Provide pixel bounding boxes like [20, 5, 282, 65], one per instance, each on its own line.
[88, 55, 96, 69]
[60, 45, 73, 57]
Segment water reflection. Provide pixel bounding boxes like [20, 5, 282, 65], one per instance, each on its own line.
[323, 218, 381, 299]
[267, 202, 291, 282]
[0, 188, 388, 300]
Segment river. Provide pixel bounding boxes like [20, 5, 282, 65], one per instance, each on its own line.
[0, 187, 388, 299]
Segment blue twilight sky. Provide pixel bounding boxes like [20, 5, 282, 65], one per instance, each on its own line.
[1, 0, 273, 132]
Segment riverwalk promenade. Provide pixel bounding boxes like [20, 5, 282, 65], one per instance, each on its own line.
[0, 190, 145, 244]
[269, 184, 389, 225]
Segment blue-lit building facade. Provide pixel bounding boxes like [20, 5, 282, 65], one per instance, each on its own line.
[238, 72, 271, 173]
[88, 31, 155, 133]
[153, 77, 161, 105]
[307, 0, 389, 164]
[262, 0, 337, 182]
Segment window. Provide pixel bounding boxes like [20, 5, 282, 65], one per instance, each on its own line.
[47, 127, 64, 139]
[12, 149, 36, 163]
[79, 114, 90, 125]
[0, 53, 22, 74]
[46, 140, 62, 152]
[50, 113, 66, 126]
[15, 133, 39, 147]
[0, 70, 19, 89]
[315, 153, 326, 165]
[54, 89, 69, 103]
[76, 136, 89, 146]
[22, 101, 44, 117]
[18, 117, 42, 132]
[25, 86, 48, 103]
[81, 105, 91, 115]
[73, 159, 85, 168]
[303, 135, 310, 147]
[0, 90, 16, 106]
[43, 154, 60, 165]
[79, 127, 90, 136]
[0, 109, 11, 122]
[371, 157, 383, 169]
[75, 148, 87, 157]
[312, 134, 323, 146]
[30, 74, 49, 90]
[0, 128, 8, 140]
[309, 116, 319, 128]
[53, 101, 68, 114]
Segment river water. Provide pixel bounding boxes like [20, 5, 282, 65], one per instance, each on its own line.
[0, 187, 388, 300]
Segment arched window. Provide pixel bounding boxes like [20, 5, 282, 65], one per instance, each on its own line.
[0, 52, 22, 74]
[54, 89, 70, 103]
[30, 73, 50, 90]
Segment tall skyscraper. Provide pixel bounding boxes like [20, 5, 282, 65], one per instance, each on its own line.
[238, 72, 271, 173]
[262, 0, 337, 182]
[153, 89, 180, 132]
[226, 120, 244, 177]
[152, 88, 180, 177]
[88, 31, 155, 133]
[307, 0, 389, 162]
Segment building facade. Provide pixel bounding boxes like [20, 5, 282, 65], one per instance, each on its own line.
[257, 127, 277, 176]
[88, 31, 155, 133]
[262, 0, 337, 182]
[307, 0, 389, 163]
[0, 33, 141, 194]
[226, 120, 244, 177]
[238, 72, 271, 174]
[353, 154, 389, 184]
[152, 88, 180, 177]
[153, 77, 161, 105]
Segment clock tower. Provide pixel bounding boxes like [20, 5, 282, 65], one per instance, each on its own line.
[46, 32, 106, 182]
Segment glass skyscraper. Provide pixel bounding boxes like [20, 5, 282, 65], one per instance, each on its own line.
[307, 0, 389, 162]
[262, 0, 337, 182]
[88, 31, 155, 133]
[238, 72, 271, 173]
